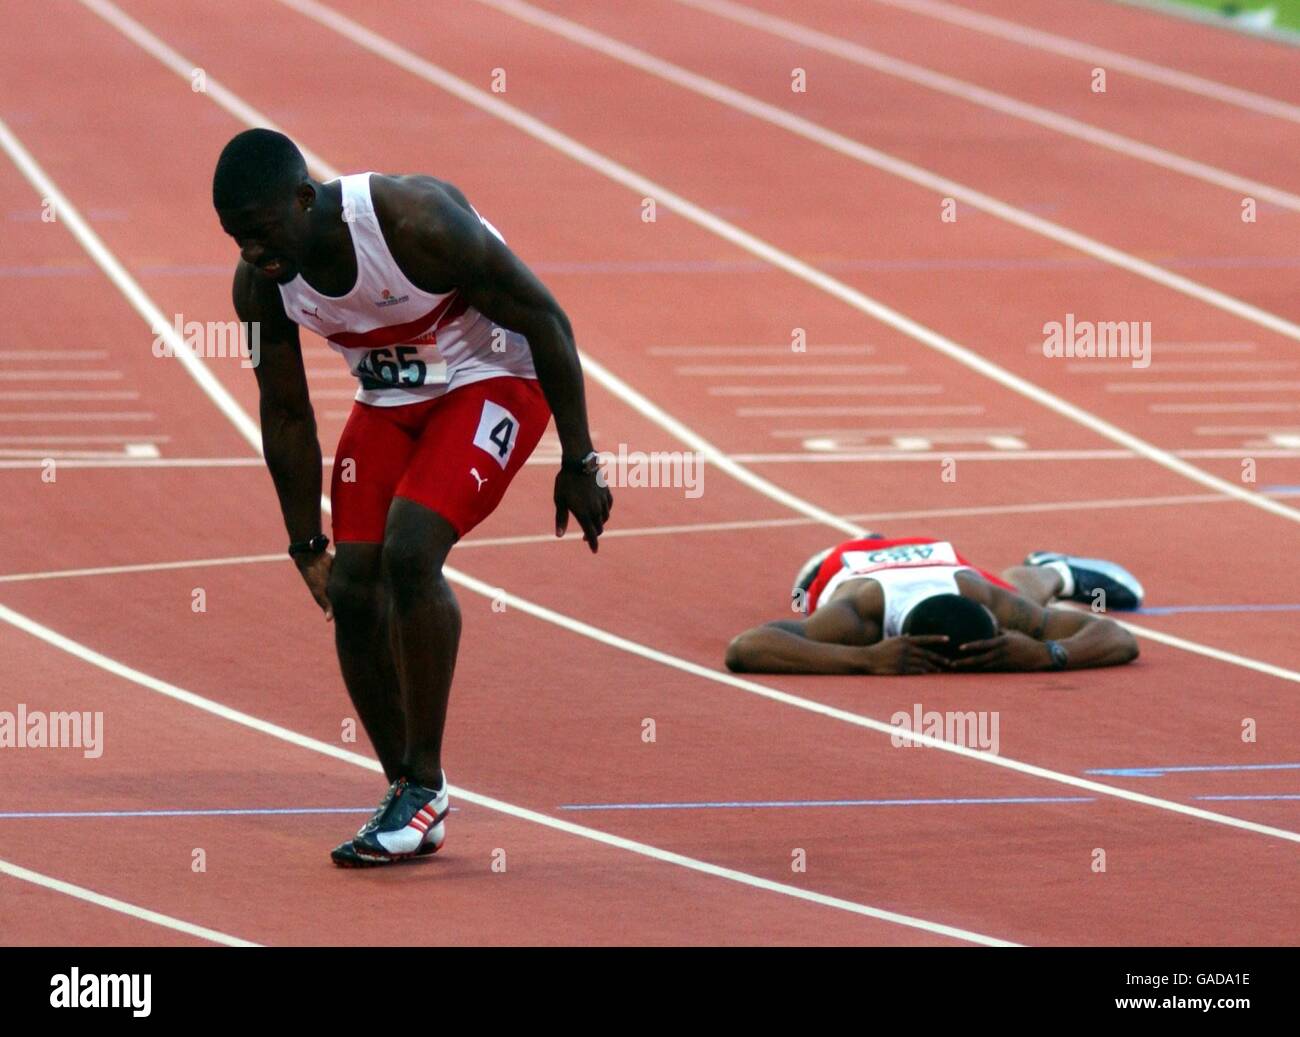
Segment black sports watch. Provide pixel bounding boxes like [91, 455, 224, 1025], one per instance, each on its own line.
[561, 450, 601, 477]
[288, 533, 330, 559]
[1045, 640, 1069, 671]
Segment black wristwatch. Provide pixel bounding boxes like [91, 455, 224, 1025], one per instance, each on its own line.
[288, 533, 330, 559]
[561, 450, 601, 477]
[1045, 640, 1069, 671]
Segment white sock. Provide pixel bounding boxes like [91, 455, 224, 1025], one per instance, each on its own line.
[1044, 559, 1075, 598]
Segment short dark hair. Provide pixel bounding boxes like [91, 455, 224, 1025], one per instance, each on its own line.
[901, 593, 996, 658]
[212, 129, 308, 210]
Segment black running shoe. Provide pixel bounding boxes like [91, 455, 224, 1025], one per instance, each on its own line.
[330, 774, 449, 868]
[1025, 551, 1144, 610]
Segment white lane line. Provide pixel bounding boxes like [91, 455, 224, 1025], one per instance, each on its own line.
[738, 405, 986, 417]
[710, 385, 945, 396]
[869, 0, 1300, 124]
[0, 434, 168, 443]
[0, 371, 123, 380]
[675, 364, 907, 376]
[1150, 402, 1300, 414]
[43, 1, 1300, 822]
[470, 0, 1300, 348]
[0, 350, 109, 360]
[1, 447, 1296, 470]
[0, 118, 261, 452]
[649, 345, 875, 355]
[1107, 380, 1300, 393]
[730, 449, 1300, 462]
[1195, 425, 1300, 435]
[0, 391, 140, 400]
[674, 0, 1300, 211]
[1028, 341, 1260, 355]
[0, 411, 155, 422]
[6, 488, 1298, 585]
[82, 0, 1300, 533]
[1066, 362, 1298, 374]
[0, 602, 1010, 946]
[768, 426, 1025, 438]
[0, 553, 285, 583]
[0, 857, 259, 947]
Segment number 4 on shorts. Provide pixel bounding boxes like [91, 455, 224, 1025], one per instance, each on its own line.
[473, 399, 521, 469]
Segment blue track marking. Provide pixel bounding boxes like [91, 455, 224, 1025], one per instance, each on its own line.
[557, 796, 1095, 811]
[1136, 603, 1300, 616]
[1087, 763, 1300, 778]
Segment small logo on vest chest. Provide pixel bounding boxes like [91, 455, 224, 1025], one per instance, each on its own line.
[375, 287, 409, 307]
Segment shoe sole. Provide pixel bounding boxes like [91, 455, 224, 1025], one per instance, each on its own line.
[331, 840, 444, 869]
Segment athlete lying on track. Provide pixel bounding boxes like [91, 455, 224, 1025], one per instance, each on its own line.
[212, 129, 612, 867]
[726, 536, 1142, 675]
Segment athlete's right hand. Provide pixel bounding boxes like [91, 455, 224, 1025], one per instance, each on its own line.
[864, 635, 952, 675]
[295, 552, 334, 621]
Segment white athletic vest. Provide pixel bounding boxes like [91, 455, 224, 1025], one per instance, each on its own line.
[814, 541, 975, 638]
[279, 173, 536, 406]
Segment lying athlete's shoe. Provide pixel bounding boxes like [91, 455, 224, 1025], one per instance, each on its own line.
[331, 774, 449, 868]
[1025, 551, 1144, 610]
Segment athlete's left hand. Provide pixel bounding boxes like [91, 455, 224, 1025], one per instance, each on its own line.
[554, 470, 612, 553]
[951, 631, 1050, 672]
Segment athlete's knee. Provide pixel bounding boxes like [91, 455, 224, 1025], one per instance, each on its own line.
[381, 533, 449, 606]
[327, 564, 382, 624]
[381, 500, 457, 606]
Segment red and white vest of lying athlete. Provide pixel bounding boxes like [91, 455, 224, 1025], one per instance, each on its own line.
[805, 537, 1012, 638]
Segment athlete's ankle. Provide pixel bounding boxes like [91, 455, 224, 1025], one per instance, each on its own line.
[403, 763, 444, 791]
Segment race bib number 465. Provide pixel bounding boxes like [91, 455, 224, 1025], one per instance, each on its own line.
[352, 343, 447, 390]
[473, 399, 521, 469]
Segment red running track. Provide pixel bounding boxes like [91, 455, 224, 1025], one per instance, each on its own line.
[0, 0, 1297, 945]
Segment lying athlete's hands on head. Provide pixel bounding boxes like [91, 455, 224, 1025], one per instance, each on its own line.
[863, 635, 954, 676]
[950, 630, 1047, 672]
